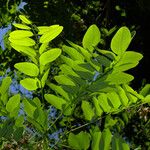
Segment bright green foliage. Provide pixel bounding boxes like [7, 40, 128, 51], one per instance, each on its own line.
[111, 27, 131, 55]
[44, 94, 66, 110]
[14, 62, 39, 77]
[39, 25, 63, 43]
[83, 24, 101, 52]
[6, 94, 20, 113]
[19, 15, 32, 24]
[39, 48, 62, 66]
[9, 15, 63, 91]
[13, 23, 31, 30]
[81, 101, 95, 121]
[1, 16, 148, 149]
[68, 131, 91, 149]
[20, 78, 39, 91]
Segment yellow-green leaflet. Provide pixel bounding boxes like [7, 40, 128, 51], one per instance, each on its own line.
[10, 43, 36, 58]
[39, 48, 61, 65]
[9, 37, 36, 46]
[15, 62, 39, 77]
[111, 26, 131, 55]
[6, 94, 20, 112]
[20, 78, 38, 91]
[13, 23, 31, 30]
[39, 43, 48, 54]
[19, 15, 32, 24]
[9, 30, 33, 39]
[44, 94, 66, 110]
[81, 101, 95, 121]
[40, 25, 63, 43]
[37, 25, 59, 35]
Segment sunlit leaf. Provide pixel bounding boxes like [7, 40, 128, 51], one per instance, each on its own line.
[6, 94, 20, 112]
[41, 69, 49, 87]
[13, 23, 31, 30]
[39, 48, 61, 65]
[111, 27, 131, 55]
[54, 75, 76, 86]
[107, 92, 121, 109]
[19, 15, 32, 24]
[98, 93, 112, 112]
[83, 24, 101, 52]
[23, 99, 37, 118]
[116, 86, 129, 106]
[62, 45, 84, 61]
[9, 30, 33, 39]
[99, 128, 112, 150]
[39, 43, 48, 54]
[91, 126, 102, 150]
[10, 43, 36, 58]
[15, 62, 39, 76]
[37, 25, 59, 35]
[81, 101, 95, 121]
[44, 94, 66, 110]
[47, 82, 70, 100]
[106, 72, 134, 85]
[20, 78, 38, 91]
[0, 77, 11, 95]
[9, 37, 36, 46]
[93, 97, 103, 116]
[40, 25, 63, 43]
[139, 84, 150, 97]
[68, 131, 91, 150]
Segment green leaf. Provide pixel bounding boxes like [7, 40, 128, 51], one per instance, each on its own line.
[20, 78, 38, 91]
[68, 131, 91, 150]
[6, 94, 20, 112]
[99, 128, 112, 150]
[111, 27, 131, 55]
[62, 45, 84, 61]
[139, 84, 150, 97]
[83, 24, 101, 52]
[107, 92, 121, 109]
[15, 62, 39, 77]
[41, 69, 49, 87]
[47, 83, 70, 100]
[116, 86, 129, 106]
[40, 25, 63, 43]
[39, 43, 48, 54]
[114, 51, 143, 71]
[13, 23, 31, 30]
[81, 101, 95, 121]
[10, 43, 36, 58]
[37, 25, 59, 35]
[23, 99, 37, 118]
[91, 126, 102, 150]
[93, 97, 103, 116]
[9, 37, 36, 46]
[0, 77, 11, 95]
[54, 75, 76, 86]
[15, 115, 24, 127]
[112, 135, 120, 150]
[19, 15, 32, 24]
[106, 72, 134, 85]
[39, 48, 61, 65]
[44, 94, 66, 110]
[98, 93, 112, 112]
[9, 30, 33, 39]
